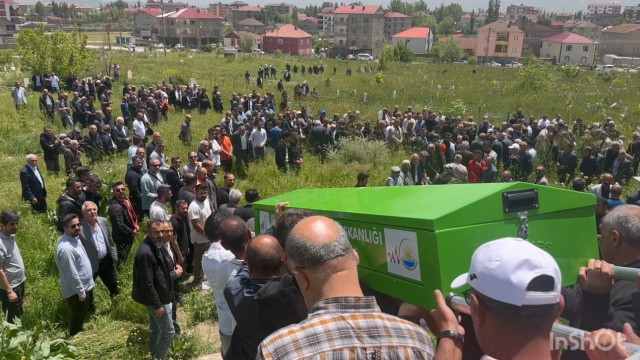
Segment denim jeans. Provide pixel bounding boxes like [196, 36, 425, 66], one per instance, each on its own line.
[145, 304, 175, 360]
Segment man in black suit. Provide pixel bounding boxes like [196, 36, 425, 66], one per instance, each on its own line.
[275, 132, 291, 173]
[79, 201, 119, 300]
[20, 154, 47, 213]
[165, 156, 184, 211]
[556, 142, 578, 184]
[231, 125, 251, 173]
[235, 189, 258, 230]
[125, 156, 145, 219]
[612, 150, 634, 184]
[39, 126, 61, 174]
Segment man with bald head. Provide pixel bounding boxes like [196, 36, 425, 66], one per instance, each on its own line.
[257, 216, 434, 359]
[224, 235, 284, 360]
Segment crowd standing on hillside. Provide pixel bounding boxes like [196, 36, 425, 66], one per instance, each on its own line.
[8, 65, 640, 360]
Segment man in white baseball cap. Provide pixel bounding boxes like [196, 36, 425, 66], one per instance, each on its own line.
[446, 237, 565, 360]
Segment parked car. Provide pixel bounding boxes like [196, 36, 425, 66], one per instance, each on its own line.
[486, 61, 502, 67]
[505, 61, 523, 68]
[174, 44, 185, 50]
[621, 67, 638, 74]
[154, 43, 165, 49]
[452, 59, 468, 64]
[346, 54, 357, 60]
[594, 64, 615, 73]
[357, 53, 374, 61]
[251, 49, 265, 54]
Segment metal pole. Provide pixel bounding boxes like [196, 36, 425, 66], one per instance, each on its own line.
[161, 0, 166, 56]
[446, 294, 640, 355]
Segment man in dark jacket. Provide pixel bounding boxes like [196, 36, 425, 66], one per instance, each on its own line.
[274, 132, 290, 173]
[165, 156, 184, 210]
[560, 205, 640, 360]
[20, 154, 47, 213]
[125, 156, 145, 219]
[39, 126, 62, 174]
[580, 146, 598, 185]
[132, 219, 182, 360]
[108, 182, 139, 263]
[231, 125, 251, 173]
[57, 178, 83, 232]
[39, 89, 55, 120]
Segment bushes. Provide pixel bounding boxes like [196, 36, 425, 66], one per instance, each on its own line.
[327, 137, 391, 165]
[181, 290, 218, 325]
[0, 320, 77, 359]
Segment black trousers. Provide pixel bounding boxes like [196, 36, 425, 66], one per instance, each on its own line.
[66, 289, 93, 336]
[0, 282, 24, 323]
[114, 235, 134, 265]
[94, 256, 119, 297]
[235, 150, 250, 171]
[30, 198, 47, 213]
[221, 159, 232, 173]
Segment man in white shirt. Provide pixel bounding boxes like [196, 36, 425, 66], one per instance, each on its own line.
[250, 120, 267, 160]
[132, 111, 147, 141]
[188, 184, 212, 287]
[11, 81, 27, 110]
[50, 73, 60, 92]
[202, 214, 246, 357]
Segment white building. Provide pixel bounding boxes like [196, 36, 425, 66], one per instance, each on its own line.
[541, 32, 596, 66]
[587, 1, 622, 14]
[391, 27, 433, 55]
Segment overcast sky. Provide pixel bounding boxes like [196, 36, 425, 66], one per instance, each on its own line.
[20, 0, 639, 15]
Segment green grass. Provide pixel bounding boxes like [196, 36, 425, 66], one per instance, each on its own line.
[1, 48, 640, 358]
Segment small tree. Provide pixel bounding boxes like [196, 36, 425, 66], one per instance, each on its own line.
[436, 36, 463, 62]
[393, 41, 414, 62]
[377, 44, 395, 71]
[239, 34, 254, 53]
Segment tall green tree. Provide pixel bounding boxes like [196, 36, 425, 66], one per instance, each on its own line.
[291, 7, 298, 25]
[434, 36, 463, 62]
[388, 0, 406, 13]
[469, 10, 476, 33]
[16, 26, 95, 76]
[438, 16, 457, 35]
[34, 1, 45, 17]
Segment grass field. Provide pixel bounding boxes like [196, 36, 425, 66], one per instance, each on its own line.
[1, 48, 639, 359]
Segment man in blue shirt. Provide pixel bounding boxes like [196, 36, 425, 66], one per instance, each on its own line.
[56, 214, 94, 336]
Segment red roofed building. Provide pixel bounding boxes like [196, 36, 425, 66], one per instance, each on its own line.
[232, 5, 261, 26]
[460, 13, 472, 30]
[541, 32, 596, 65]
[392, 27, 433, 54]
[298, 16, 319, 35]
[263, 24, 312, 56]
[134, 8, 162, 39]
[236, 18, 266, 34]
[599, 24, 640, 60]
[384, 12, 411, 40]
[334, 5, 384, 57]
[224, 30, 262, 50]
[160, 7, 223, 47]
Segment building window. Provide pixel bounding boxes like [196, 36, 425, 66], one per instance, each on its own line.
[513, 35, 519, 40]
[299, 39, 303, 45]
[278, 39, 283, 45]
[583, 45, 589, 51]
[566, 45, 572, 51]
[339, 40, 343, 45]
[512, 47, 518, 53]
[497, 32, 509, 41]
[495, 44, 507, 53]
[581, 57, 587, 63]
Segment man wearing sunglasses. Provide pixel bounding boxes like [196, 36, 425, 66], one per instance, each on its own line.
[56, 214, 94, 336]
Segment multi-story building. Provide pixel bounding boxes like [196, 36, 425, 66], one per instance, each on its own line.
[298, 15, 319, 36]
[541, 32, 596, 65]
[232, 5, 260, 26]
[159, 7, 223, 47]
[264, 3, 295, 17]
[224, 30, 261, 50]
[460, 13, 472, 31]
[134, 8, 162, 39]
[0, 0, 20, 21]
[554, 13, 573, 22]
[318, 7, 335, 36]
[587, 1, 622, 27]
[236, 18, 266, 34]
[384, 12, 411, 40]
[512, 18, 561, 57]
[208, 2, 232, 22]
[624, 4, 640, 23]
[391, 27, 433, 54]
[333, 5, 384, 58]
[505, 4, 540, 22]
[476, 20, 525, 64]
[263, 24, 312, 56]
[146, 0, 188, 13]
[599, 23, 640, 61]
[565, 20, 602, 43]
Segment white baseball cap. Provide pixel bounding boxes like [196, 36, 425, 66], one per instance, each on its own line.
[508, 143, 520, 150]
[451, 237, 561, 306]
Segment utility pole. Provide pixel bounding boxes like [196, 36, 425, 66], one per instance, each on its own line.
[161, 0, 166, 56]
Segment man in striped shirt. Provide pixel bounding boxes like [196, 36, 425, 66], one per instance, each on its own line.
[257, 216, 434, 359]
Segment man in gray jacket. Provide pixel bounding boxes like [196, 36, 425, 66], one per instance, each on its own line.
[79, 201, 118, 300]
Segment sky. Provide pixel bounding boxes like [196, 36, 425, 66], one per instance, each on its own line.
[19, 0, 640, 14]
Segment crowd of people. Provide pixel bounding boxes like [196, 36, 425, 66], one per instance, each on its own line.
[8, 64, 640, 360]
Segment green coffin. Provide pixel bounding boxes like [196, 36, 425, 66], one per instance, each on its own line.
[253, 183, 598, 309]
